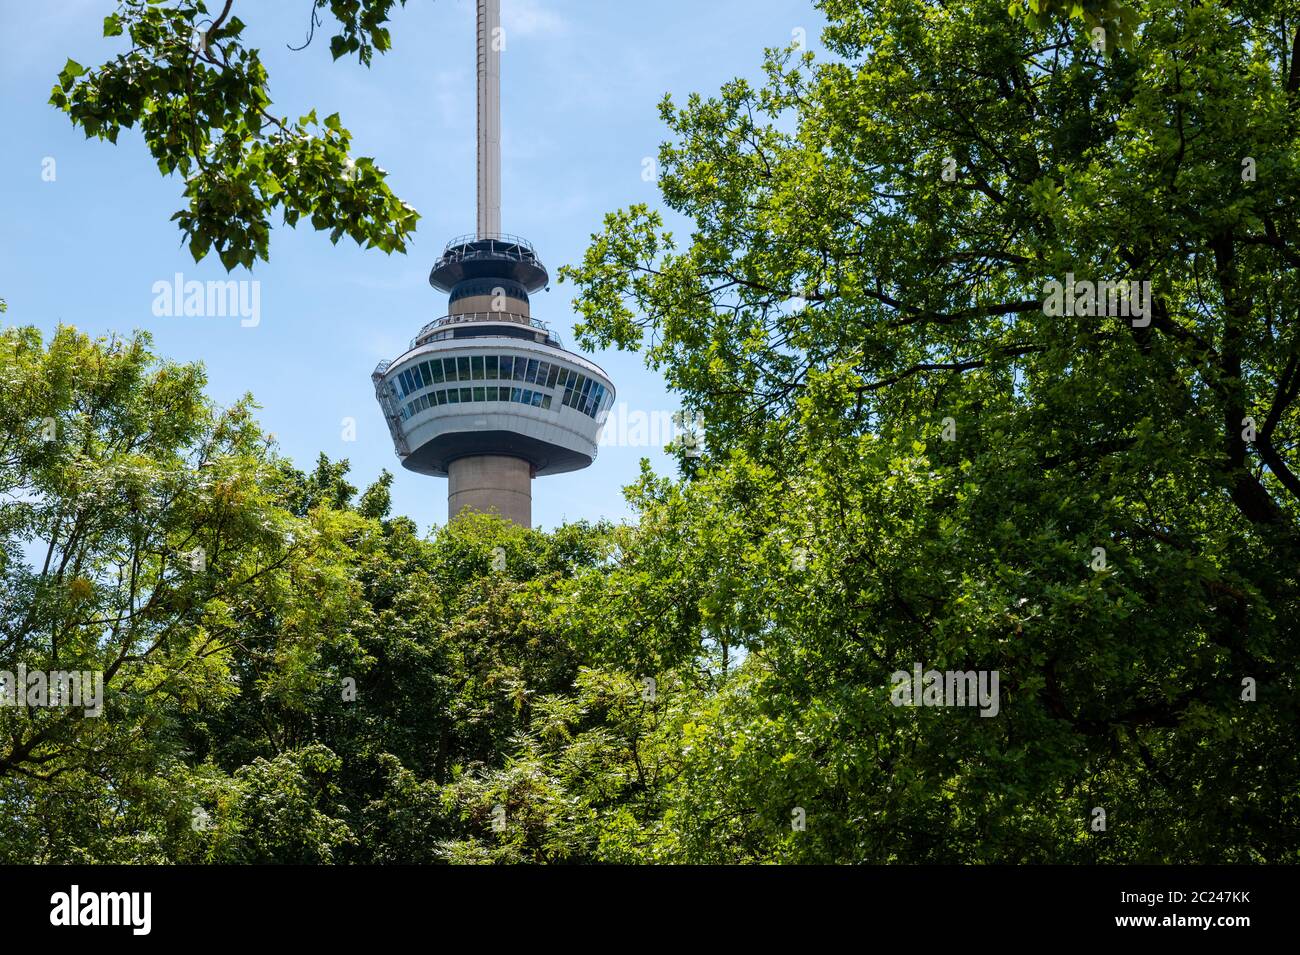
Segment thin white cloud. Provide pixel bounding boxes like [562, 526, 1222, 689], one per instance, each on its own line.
[503, 0, 567, 38]
[434, 68, 472, 127]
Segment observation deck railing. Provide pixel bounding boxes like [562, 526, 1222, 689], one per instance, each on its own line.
[410, 312, 560, 349]
[436, 233, 541, 264]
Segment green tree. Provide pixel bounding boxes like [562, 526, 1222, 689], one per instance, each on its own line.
[0, 324, 378, 859]
[560, 0, 1300, 861]
[50, 0, 419, 270]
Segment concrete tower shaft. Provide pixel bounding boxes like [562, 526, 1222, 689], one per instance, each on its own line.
[449, 455, 531, 527]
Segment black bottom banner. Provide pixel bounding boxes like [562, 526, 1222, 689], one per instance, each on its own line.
[0, 864, 1281, 941]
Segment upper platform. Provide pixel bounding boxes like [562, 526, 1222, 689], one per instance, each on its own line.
[428, 233, 549, 293]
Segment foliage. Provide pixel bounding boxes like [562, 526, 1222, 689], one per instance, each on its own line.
[49, 0, 419, 270]
[559, 0, 1300, 861]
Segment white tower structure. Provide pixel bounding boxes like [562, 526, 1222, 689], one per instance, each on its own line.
[372, 0, 615, 528]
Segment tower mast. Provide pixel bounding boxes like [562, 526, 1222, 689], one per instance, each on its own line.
[476, 0, 501, 237]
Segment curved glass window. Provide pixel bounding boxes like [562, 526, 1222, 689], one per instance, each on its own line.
[397, 353, 609, 418]
[404, 379, 580, 418]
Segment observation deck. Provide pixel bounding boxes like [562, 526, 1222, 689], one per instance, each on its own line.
[428, 233, 549, 293]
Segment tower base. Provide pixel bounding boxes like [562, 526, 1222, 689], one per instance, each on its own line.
[448, 454, 532, 527]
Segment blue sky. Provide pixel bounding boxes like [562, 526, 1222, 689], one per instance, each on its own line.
[0, 0, 824, 531]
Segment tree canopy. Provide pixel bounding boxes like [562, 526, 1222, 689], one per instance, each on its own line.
[559, 0, 1300, 860]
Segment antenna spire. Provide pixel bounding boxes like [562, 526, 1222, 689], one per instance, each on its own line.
[476, 0, 501, 237]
